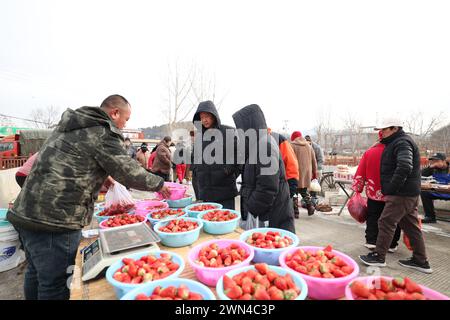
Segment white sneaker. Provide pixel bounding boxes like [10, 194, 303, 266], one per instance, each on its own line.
[364, 243, 376, 250]
[388, 246, 398, 253]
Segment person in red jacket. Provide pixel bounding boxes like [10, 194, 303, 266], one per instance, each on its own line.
[15, 153, 39, 188]
[352, 133, 401, 252]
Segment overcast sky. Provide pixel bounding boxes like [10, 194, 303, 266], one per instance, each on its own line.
[1, 0, 449, 134]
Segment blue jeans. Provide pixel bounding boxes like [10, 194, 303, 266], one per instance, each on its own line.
[16, 227, 81, 300]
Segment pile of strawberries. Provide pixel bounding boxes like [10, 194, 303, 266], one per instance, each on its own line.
[350, 277, 427, 300]
[284, 245, 354, 278]
[189, 204, 220, 212]
[104, 214, 145, 228]
[201, 210, 238, 222]
[195, 242, 249, 268]
[145, 204, 166, 211]
[135, 285, 203, 300]
[223, 263, 301, 300]
[158, 219, 199, 233]
[150, 208, 185, 220]
[113, 253, 180, 284]
[245, 231, 294, 249]
[98, 203, 135, 216]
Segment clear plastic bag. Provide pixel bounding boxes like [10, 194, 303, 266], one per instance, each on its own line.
[239, 212, 269, 230]
[347, 192, 368, 223]
[309, 179, 321, 192]
[105, 182, 135, 208]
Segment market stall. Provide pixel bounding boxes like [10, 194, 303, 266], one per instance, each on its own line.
[70, 226, 244, 300]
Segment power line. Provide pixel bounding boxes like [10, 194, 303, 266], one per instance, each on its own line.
[0, 113, 48, 125]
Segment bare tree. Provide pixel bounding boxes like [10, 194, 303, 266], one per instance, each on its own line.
[313, 107, 334, 154]
[163, 61, 226, 135]
[404, 111, 445, 151]
[429, 123, 450, 154]
[342, 112, 364, 156]
[30, 106, 60, 129]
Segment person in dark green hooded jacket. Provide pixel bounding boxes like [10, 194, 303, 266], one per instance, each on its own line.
[7, 94, 170, 300]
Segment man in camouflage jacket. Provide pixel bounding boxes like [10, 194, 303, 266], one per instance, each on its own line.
[7, 95, 170, 300]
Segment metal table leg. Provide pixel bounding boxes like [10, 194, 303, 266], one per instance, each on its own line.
[337, 182, 354, 216]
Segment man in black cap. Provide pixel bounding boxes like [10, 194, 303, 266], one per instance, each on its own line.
[420, 153, 450, 223]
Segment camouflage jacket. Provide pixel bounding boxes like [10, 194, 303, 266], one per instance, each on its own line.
[7, 106, 164, 231]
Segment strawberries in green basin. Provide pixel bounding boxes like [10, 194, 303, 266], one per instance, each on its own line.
[202, 210, 238, 222]
[113, 253, 179, 284]
[150, 208, 185, 219]
[158, 219, 199, 233]
[134, 284, 204, 300]
[190, 204, 220, 211]
[245, 231, 294, 249]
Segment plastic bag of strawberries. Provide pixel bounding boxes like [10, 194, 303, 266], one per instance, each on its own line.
[105, 181, 135, 208]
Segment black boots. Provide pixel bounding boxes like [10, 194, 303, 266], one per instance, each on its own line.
[293, 197, 300, 219]
[307, 203, 315, 216]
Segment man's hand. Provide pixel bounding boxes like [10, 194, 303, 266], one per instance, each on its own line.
[158, 185, 171, 199]
[104, 176, 115, 189]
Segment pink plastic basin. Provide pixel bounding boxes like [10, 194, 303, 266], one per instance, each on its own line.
[156, 182, 188, 201]
[187, 239, 255, 287]
[134, 200, 168, 217]
[345, 276, 450, 300]
[279, 246, 360, 300]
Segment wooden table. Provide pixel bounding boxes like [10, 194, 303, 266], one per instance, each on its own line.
[70, 225, 245, 300]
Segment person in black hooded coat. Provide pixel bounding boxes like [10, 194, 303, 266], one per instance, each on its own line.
[232, 104, 295, 233]
[191, 100, 241, 209]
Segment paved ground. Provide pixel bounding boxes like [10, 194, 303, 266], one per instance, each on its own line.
[1, 189, 449, 300]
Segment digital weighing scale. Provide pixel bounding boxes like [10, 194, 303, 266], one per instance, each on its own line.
[81, 222, 161, 282]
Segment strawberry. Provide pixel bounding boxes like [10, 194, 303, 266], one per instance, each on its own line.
[223, 275, 237, 291]
[268, 287, 284, 300]
[246, 269, 258, 280]
[239, 293, 253, 300]
[113, 272, 123, 282]
[254, 263, 270, 275]
[122, 258, 134, 265]
[160, 286, 177, 298]
[128, 264, 138, 278]
[135, 293, 149, 300]
[410, 292, 426, 300]
[274, 277, 288, 291]
[332, 269, 346, 278]
[131, 276, 143, 284]
[142, 273, 153, 283]
[254, 287, 271, 300]
[283, 289, 298, 300]
[177, 285, 190, 300]
[242, 283, 253, 295]
[350, 281, 371, 299]
[404, 277, 422, 294]
[380, 278, 394, 293]
[340, 265, 353, 275]
[374, 289, 387, 300]
[121, 274, 132, 283]
[324, 244, 333, 252]
[386, 292, 402, 300]
[225, 285, 243, 299]
[392, 277, 405, 289]
[188, 292, 204, 300]
[266, 271, 278, 282]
